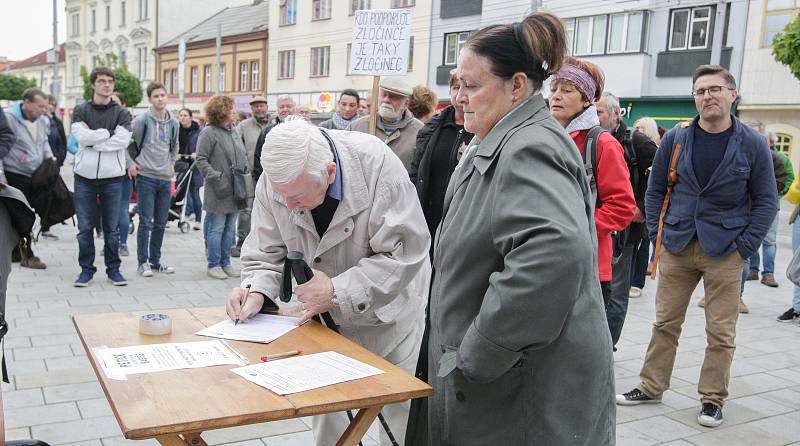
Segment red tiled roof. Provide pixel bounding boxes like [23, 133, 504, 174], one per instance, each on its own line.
[9, 43, 65, 70]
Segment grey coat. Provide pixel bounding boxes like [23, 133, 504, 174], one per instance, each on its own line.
[347, 111, 423, 172]
[425, 95, 616, 445]
[195, 124, 249, 214]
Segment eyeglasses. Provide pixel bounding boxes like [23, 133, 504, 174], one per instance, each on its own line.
[691, 85, 733, 97]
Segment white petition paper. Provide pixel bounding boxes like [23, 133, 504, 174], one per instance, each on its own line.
[195, 313, 300, 344]
[94, 340, 247, 380]
[231, 351, 385, 395]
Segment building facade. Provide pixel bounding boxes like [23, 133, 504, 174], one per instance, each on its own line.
[738, 0, 800, 167]
[155, 0, 269, 115]
[266, 0, 432, 113]
[5, 44, 67, 107]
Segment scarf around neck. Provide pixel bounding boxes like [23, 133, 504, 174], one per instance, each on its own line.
[564, 105, 601, 134]
[331, 111, 356, 130]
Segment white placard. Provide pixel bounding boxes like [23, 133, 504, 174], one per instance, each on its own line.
[195, 313, 300, 344]
[94, 340, 247, 380]
[348, 9, 412, 76]
[231, 351, 384, 395]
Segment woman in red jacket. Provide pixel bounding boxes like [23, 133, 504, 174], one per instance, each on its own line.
[549, 57, 636, 307]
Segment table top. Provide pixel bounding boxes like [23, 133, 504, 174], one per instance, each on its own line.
[73, 307, 432, 439]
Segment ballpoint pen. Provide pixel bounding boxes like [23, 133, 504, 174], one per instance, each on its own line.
[260, 350, 302, 362]
[235, 284, 251, 325]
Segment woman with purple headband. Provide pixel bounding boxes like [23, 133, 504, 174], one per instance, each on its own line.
[549, 56, 637, 310]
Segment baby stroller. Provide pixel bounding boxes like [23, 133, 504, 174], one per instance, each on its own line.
[169, 154, 196, 233]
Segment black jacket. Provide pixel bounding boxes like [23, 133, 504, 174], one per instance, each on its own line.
[0, 106, 15, 164]
[611, 121, 657, 244]
[252, 120, 279, 181]
[47, 114, 67, 167]
[410, 106, 472, 242]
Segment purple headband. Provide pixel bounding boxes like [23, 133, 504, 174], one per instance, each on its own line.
[550, 63, 598, 102]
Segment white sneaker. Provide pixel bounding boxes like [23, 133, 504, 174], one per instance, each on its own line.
[629, 287, 642, 298]
[207, 267, 228, 280]
[222, 265, 241, 278]
[138, 263, 153, 277]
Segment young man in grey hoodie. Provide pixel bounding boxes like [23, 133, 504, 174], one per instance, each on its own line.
[128, 82, 179, 277]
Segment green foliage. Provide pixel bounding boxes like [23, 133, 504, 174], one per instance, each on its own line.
[772, 15, 800, 82]
[0, 74, 37, 100]
[81, 54, 143, 106]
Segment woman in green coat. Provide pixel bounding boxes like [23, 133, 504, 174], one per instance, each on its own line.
[414, 11, 616, 445]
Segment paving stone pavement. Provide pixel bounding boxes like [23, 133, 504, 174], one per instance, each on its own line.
[3, 167, 799, 445]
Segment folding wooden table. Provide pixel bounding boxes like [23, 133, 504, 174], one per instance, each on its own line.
[73, 307, 432, 446]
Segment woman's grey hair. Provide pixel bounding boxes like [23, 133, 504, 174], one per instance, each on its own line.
[261, 119, 333, 185]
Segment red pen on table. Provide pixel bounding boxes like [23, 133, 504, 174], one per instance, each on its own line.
[260, 350, 302, 362]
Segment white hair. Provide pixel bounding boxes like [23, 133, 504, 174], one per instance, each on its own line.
[601, 91, 620, 115]
[634, 117, 660, 144]
[276, 94, 295, 105]
[262, 119, 333, 185]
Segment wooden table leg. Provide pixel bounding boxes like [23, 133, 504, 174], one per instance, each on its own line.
[156, 432, 208, 446]
[335, 405, 384, 446]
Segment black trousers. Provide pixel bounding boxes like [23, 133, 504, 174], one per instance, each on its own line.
[4, 172, 38, 259]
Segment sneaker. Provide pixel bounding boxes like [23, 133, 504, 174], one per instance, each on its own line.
[697, 403, 723, 427]
[698, 297, 705, 308]
[629, 286, 642, 298]
[138, 263, 153, 277]
[73, 272, 93, 287]
[207, 267, 228, 280]
[230, 246, 241, 258]
[222, 265, 241, 278]
[119, 245, 130, 256]
[21, 256, 47, 269]
[746, 270, 759, 281]
[777, 308, 798, 323]
[193, 222, 202, 231]
[616, 388, 661, 406]
[761, 273, 779, 288]
[151, 263, 175, 274]
[107, 270, 128, 286]
[739, 299, 749, 314]
[40, 231, 59, 241]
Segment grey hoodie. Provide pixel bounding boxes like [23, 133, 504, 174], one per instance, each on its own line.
[131, 109, 179, 181]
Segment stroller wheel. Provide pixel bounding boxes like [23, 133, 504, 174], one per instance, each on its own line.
[180, 222, 190, 233]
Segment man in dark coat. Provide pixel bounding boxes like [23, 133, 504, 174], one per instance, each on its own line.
[46, 95, 67, 167]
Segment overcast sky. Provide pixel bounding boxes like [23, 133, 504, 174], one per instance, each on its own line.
[0, 0, 67, 60]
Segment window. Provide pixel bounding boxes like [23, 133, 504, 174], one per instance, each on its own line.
[70, 13, 79, 37]
[313, 0, 331, 20]
[163, 70, 172, 94]
[136, 45, 147, 79]
[204, 65, 212, 93]
[607, 11, 644, 53]
[575, 15, 607, 55]
[565, 19, 575, 56]
[280, 0, 297, 25]
[69, 56, 79, 86]
[407, 36, 414, 71]
[239, 62, 249, 91]
[121, 1, 126, 26]
[105, 6, 110, 30]
[171, 68, 178, 94]
[669, 6, 712, 50]
[251, 61, 260, 91]
[119, 49, 127, 67]
[138, 0, 148, 20]
[763, 0, 799, 46]
[279, 50, 295, 79]
[391, 0, 415, 7]
[310, 46, 330, 77]
[775, 133, 793, 154]
[219, 64, 226, 91]
[91, 9, 96, 33]
[443, 31, 469, 65]
[350, 0, 370, 14]
[191, 66, 199, 93]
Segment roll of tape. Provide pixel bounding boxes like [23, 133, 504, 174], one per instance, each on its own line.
[139, 313, 172, 336]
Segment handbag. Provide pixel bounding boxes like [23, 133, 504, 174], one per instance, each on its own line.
[219, 133, 250, 210]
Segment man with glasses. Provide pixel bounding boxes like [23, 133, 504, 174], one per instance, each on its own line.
[616, 65, 777, 428]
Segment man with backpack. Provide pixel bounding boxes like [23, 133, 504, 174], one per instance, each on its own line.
[128, 82, 179, 277]
[597, 91, 657, 350]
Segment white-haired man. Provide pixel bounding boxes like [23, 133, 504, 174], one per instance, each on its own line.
[226, 119, 431, 446]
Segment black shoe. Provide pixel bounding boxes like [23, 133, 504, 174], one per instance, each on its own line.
[697, 402, 723, 427]
[777, 308, 799, 323]
[616, 388, 661, 405]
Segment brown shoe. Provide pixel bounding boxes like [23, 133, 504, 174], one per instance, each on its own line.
[20, 255, 47, 269]
[739, 300, 750, 314]
[698, 297, 705, 308]
[230, 246, 241, 258]
[761, 273, 779, 288]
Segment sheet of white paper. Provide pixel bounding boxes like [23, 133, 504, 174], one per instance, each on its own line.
[195, 313, 300, 344]
[231, 351, 385, 395]
[94, 340, 247, 380]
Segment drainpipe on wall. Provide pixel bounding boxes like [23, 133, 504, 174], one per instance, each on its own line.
[710, 0, 727, 65]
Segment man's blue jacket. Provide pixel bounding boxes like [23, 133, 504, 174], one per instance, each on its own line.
[646, 115, 777, 260]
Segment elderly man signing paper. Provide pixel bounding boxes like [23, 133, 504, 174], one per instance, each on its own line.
[225, 118, 431, 446]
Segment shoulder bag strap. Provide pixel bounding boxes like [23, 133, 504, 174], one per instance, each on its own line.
[650, 132, 684, 279]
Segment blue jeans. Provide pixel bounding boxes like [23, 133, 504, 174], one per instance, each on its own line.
[748, 214, 779, 275]
[205, 211, 238, 268]
[793, 217, 800, 311]
[118, 176, 133, 247]
[74, 178, 122, 275]
[630, 239, 650, 289]
[607, 245, 635, 348]
[186, 183, 202, 222]
[135, 175, 172, 267]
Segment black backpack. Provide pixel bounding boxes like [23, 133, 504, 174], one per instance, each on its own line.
[582, 126, 640, 264]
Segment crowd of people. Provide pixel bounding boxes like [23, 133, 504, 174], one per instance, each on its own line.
[0, 8, 797, 446]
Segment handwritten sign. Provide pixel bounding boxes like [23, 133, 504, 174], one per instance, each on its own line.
[349, 9, 412, 76]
